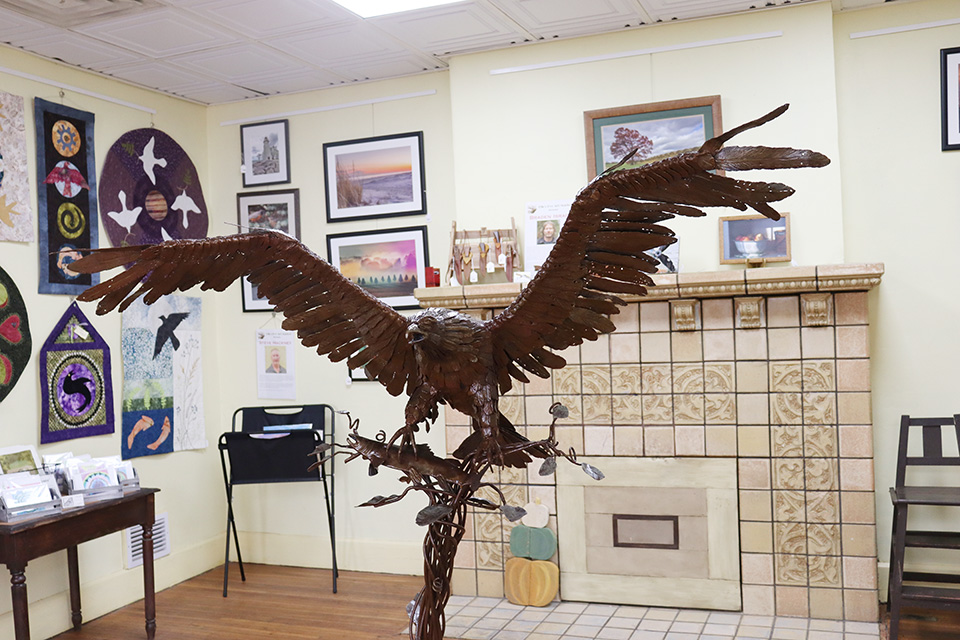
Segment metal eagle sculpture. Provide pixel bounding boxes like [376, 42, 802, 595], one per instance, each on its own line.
[72, 104, 828, 640]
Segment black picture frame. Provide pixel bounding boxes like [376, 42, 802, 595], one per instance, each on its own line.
[941, 47, 960, 151]
[240, 119, 291, 187]
[237, 188, 300, 312]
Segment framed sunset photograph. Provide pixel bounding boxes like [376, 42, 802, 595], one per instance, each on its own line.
[323, 131, 426, 222]
[326, 226, 429, 309]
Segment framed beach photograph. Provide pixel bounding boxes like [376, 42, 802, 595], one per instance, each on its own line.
[238, 189, 300, 312]
[941, 46, 960, 150]
[323, 131, 426, 222]
[240, 119, 290, 187]
[719, 213, 791, 264]
[327, 226, 429, 310]
[584, 95, 721, 179]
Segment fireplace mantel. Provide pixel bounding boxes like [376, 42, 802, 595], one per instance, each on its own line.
[415, 263, 883, 310]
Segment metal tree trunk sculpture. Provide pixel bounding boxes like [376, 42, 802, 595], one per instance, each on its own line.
[72, 104, 829, 640]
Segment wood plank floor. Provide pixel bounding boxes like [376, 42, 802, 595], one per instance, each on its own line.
[889, 607, 960, 640]
[51, 564, 422, 640]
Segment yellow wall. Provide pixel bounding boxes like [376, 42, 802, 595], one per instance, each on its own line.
[1, 0, 959, 635]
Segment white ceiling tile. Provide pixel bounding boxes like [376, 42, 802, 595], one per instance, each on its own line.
[173, 82, 261, 104]
[265, 20, 414, 66]
[168, 44, 310, 83]
[14, 31, 143, 69]
[330, 54, 445, 82]
[72, 7, 239, 58]
[638, 0, 792, 22]
[239, 68, 348, 94]
[182, 0, 356, 39]
[370, 2, 534, 55]
[491, 0, 652, 38]
[99, 60, 218, 92]
[0, 0, 159, 28]
[0, 7, 52, 42]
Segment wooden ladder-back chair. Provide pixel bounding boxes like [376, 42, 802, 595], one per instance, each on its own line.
[219, 404, 337, 597]
[888, 414, 960, 639]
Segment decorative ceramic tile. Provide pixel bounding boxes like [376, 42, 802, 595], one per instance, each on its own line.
[837, 359, 870, 392]
[770, 362, 802, 392]
[582, 395, 612, 425]
[581, 335, 610, 364]
[674, 393, 704, 424]
[671, 299, 700, 331]
[641, 365, 672, 393]
[775, 553, 807, 586]
[614, 425, 643, 455]
[554, 395, 583, 424]
[584, 425, 614, 455]
[610, 333, 640, 363]
[704, 393, 736, 423]
[640, 332, 672, 362]
[500, 395, 524, 426]
[735, 329, 768, 360]
[672, 332, 703, 362]
[807, 491, 840, 524]
[768, 328, 801, 360]
[835, 292, 868, 326]
[766, 296, 800, 328]
[737, 361, 769, 393]
[773, 490, 806, 523]
[837, 393, 872, 424]
[738, 426, 770, 457]
[802, 361, 836, 391]
[836, 326, 870, 358]
[703, 330, 735, 361]
[804, 425, 838, 458]
[476, 513, 503, 542]
[801, 327, 835, 359]
[643, 425, 675, 456]
[673, 364, 704, 393]
[612, 303, 640, 332]
[581, 366, 612, 395]
[675, 424, 705, 456]
[639, 302, 670, 332]
[500, 465, 525, 485]
[771, 393, 803, 425]
[807, 523, 841, 556]
[801, 293, 833, 327]
[773, 459, 805, 491]
[553, 367, 581, 396]
[804, 394, 836, 427]
[703, 363, 735, 392]
[775, 522, 807, 555]
[805, 458, 838, 491]
[736, 297, 765, 329]
[611, 395, 643, 422]
[772, 426, 803, 457]
[702, 298, 734, 330]
[642, 394, 673, 424]
[610, 365, 642, 394]
[808, 554, 841, 588]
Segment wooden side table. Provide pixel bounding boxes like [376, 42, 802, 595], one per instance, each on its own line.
[0, 487, 159, 640]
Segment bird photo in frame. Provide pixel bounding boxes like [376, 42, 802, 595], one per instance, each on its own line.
[72, 104, 829, 640]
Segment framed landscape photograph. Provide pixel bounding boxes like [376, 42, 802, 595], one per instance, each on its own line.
[719, 213, 791, 264]
[241, 119, 290, 187]
[584, 95, 721, 179]
[237, 189, 300, 312]
[327, 226, 428, 309]
[941, 46, 960, 150]
[323, 131, 425, 222]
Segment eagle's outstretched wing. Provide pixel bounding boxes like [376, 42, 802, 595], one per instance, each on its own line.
[487, 104, 830, 391]
[71, 231, 417, 396]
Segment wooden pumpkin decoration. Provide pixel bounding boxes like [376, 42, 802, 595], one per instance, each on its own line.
[504, 557, 559, 607]
[509, 524, 557, 561]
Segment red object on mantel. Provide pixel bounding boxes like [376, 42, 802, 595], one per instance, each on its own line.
[425, 267, 440, 287]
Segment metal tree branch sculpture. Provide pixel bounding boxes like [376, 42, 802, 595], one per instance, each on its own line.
[72, 104, 829, 640]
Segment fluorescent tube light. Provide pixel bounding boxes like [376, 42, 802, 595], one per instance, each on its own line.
[330, 0, 463, 18]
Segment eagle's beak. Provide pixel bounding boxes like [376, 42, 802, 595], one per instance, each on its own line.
[407, 324, 426, 344]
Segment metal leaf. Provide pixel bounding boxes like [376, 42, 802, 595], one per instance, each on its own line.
[416, 504, 453, 526]
[581, 462, 605, 481]
[550, 403, 569, 419]
[368, 462, 379, 476]
[500, 504, 527, 522]
[359, 495, 387, 507]
[470, 498, 497, 509]
[538, 456, 557, 476]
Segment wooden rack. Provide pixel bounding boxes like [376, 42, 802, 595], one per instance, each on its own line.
[447, 219, 519, 286]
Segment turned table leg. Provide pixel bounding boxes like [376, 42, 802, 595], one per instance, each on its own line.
[10, 564, 29, 640]
[67, 546, 82, 629]
[142, 523, 156, 639]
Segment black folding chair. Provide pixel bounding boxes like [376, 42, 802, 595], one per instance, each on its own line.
[888, 414, 960, 638]
[219, 404, 337, 596]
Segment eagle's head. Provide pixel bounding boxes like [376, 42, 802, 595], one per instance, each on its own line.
[406, 308, 480, 354]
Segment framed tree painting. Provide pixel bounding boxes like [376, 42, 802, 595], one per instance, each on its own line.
[323, 131, 426, 222]
[584, 95, 721, 179]
[941, 46, 960, 150]
[327, 226, 428, 310]
[240, 119, 290, 187]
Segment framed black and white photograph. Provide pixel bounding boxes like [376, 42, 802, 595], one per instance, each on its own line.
[327, 226, 428, 310]
[942, 46, 960, 150]
[323, 131, 426, 222]
[719, 213, 791, 264]
[241, 119, 290, 187]
[238, 188, 300, 312]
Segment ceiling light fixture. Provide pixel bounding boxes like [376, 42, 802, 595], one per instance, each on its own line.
[330, 0, 463, 18]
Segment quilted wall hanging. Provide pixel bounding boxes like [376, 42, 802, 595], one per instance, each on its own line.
[0, 265, 31, 403]
[100, 128, 208, 247]
[40, 302, 114, 443]
[34, 98, 99, 294]
[0, 91, 34, 242]
[121, 295, 205, 460]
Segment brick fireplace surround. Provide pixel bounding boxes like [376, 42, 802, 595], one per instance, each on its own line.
[415, 263, 883, 623]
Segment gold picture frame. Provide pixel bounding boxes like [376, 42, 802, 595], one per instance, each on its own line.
[719, 213, 791, 265]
